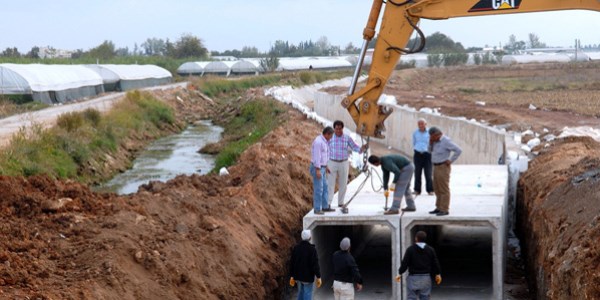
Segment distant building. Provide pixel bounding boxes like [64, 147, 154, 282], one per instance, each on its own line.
[210, 56, 238, 61]
[38, 47, 74, 59]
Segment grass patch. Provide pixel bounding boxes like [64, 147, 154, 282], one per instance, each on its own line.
[205, 70, 351, 171]
[191, 70, 353, 98]
[212, 98, 286, 172]
[0, 95, 48, 118]
[457, 87, 482, 94]
[0, 91, 176, 181]
[191, 75, 282, 98]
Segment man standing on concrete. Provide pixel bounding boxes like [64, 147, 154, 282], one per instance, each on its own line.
[332, 237, 363, 299]
[412, 118, 434, 196]
[289, 230, 322, 300]
[311, 126, 334, 215]
[428, 127, 462, 216]
[327, 120, 366, 209]
[396, 231, 442, 300]
[368, 154, 416, 215]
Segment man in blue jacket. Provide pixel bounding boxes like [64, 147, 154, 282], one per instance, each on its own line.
[289, 230, 322, 300]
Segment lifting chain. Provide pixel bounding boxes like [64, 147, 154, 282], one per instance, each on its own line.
[341, 136, 384, 213]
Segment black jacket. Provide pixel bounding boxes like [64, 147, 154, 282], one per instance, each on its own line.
[332, 250, 363, 284]
[289, 241, 321, 282]
[398, 244, 441, 276]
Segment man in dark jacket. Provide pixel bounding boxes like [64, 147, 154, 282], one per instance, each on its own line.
[289, 230, 322, 300]
[332, 237, 363, 299]
[396, 231, 442, 300]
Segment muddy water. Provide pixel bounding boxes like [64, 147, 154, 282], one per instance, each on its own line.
[97, 120, 223, 194]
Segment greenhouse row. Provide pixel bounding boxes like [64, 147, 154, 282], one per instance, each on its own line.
[0, 64, 171, 104]
[178, 50, 600, 77]
[177, 56, 354, 76]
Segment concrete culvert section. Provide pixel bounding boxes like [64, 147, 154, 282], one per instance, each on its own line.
[408, 225, 494, 299]
[310, 224, 394, 299]
[304, 165, 507, 299]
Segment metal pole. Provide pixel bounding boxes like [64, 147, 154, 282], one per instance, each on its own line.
[348, 39, 370, 96]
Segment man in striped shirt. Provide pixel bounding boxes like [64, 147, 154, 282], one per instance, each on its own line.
[327, 120, 366, 209]
[311, 126, 334, 215]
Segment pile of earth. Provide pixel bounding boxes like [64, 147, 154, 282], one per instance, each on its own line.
[518, 136, 600, 299]
[0, 107, 320, 299]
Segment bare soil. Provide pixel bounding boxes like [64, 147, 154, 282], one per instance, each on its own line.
[1, 63, 600, 299]
[0, 102, 319, 299]
[518, 136, 600, 299]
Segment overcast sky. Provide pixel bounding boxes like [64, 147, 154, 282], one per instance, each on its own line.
[2, 0, 600, 53]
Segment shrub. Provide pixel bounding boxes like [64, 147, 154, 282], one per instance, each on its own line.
[0, 91, 176, 181]
[299, 71, 313, 84]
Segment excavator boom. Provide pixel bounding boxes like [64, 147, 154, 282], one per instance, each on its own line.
[345, 0, 600, 138]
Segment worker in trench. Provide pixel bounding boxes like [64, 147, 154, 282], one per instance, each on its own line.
[332, 237, 363, 299]
[368, 154, 416, 214]
[289, 230, 322, 300]
[396, 230, 442, 300]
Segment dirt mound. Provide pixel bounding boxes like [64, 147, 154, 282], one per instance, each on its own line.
[518, 136, 600, 299]
[0, 108, 320, 299]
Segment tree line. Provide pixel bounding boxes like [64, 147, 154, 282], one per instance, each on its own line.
[1, 34, 209, 60]
[2, 31, 595, 64]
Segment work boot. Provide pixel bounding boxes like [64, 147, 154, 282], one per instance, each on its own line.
[436, 211, 449, 216]
[384, 209, 399, 215]
[429, 209, 440, 214]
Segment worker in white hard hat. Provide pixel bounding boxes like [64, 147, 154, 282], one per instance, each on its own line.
[289, 229, 322, 300]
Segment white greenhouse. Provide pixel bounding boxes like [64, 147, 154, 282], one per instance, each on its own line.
[0, 64, 104, 104]
[85, 64, 172, 91]
[277, 57, 352, 71]
[231, 60, 260, 75]
[203, 61, 237, 76]
[501, 54, 572, 65]
[177, 62, 210, 76]
[586, 52, 600, 60]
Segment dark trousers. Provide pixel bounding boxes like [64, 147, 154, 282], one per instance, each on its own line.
[413, 150, 433, 193]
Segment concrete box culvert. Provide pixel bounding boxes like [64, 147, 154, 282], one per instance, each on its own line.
[307, 223, 397, 299]
[304, 223, 498, 300]
[303, 165, 507, 300]
[404, 224, 496, 300]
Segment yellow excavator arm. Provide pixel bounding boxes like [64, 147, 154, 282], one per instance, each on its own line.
[344, 0, 600, 138]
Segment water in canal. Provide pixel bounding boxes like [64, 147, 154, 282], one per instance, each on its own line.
[97, 120, 223, 194]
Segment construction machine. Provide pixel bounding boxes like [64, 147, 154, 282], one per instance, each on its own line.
[345, 0, 600, 138]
